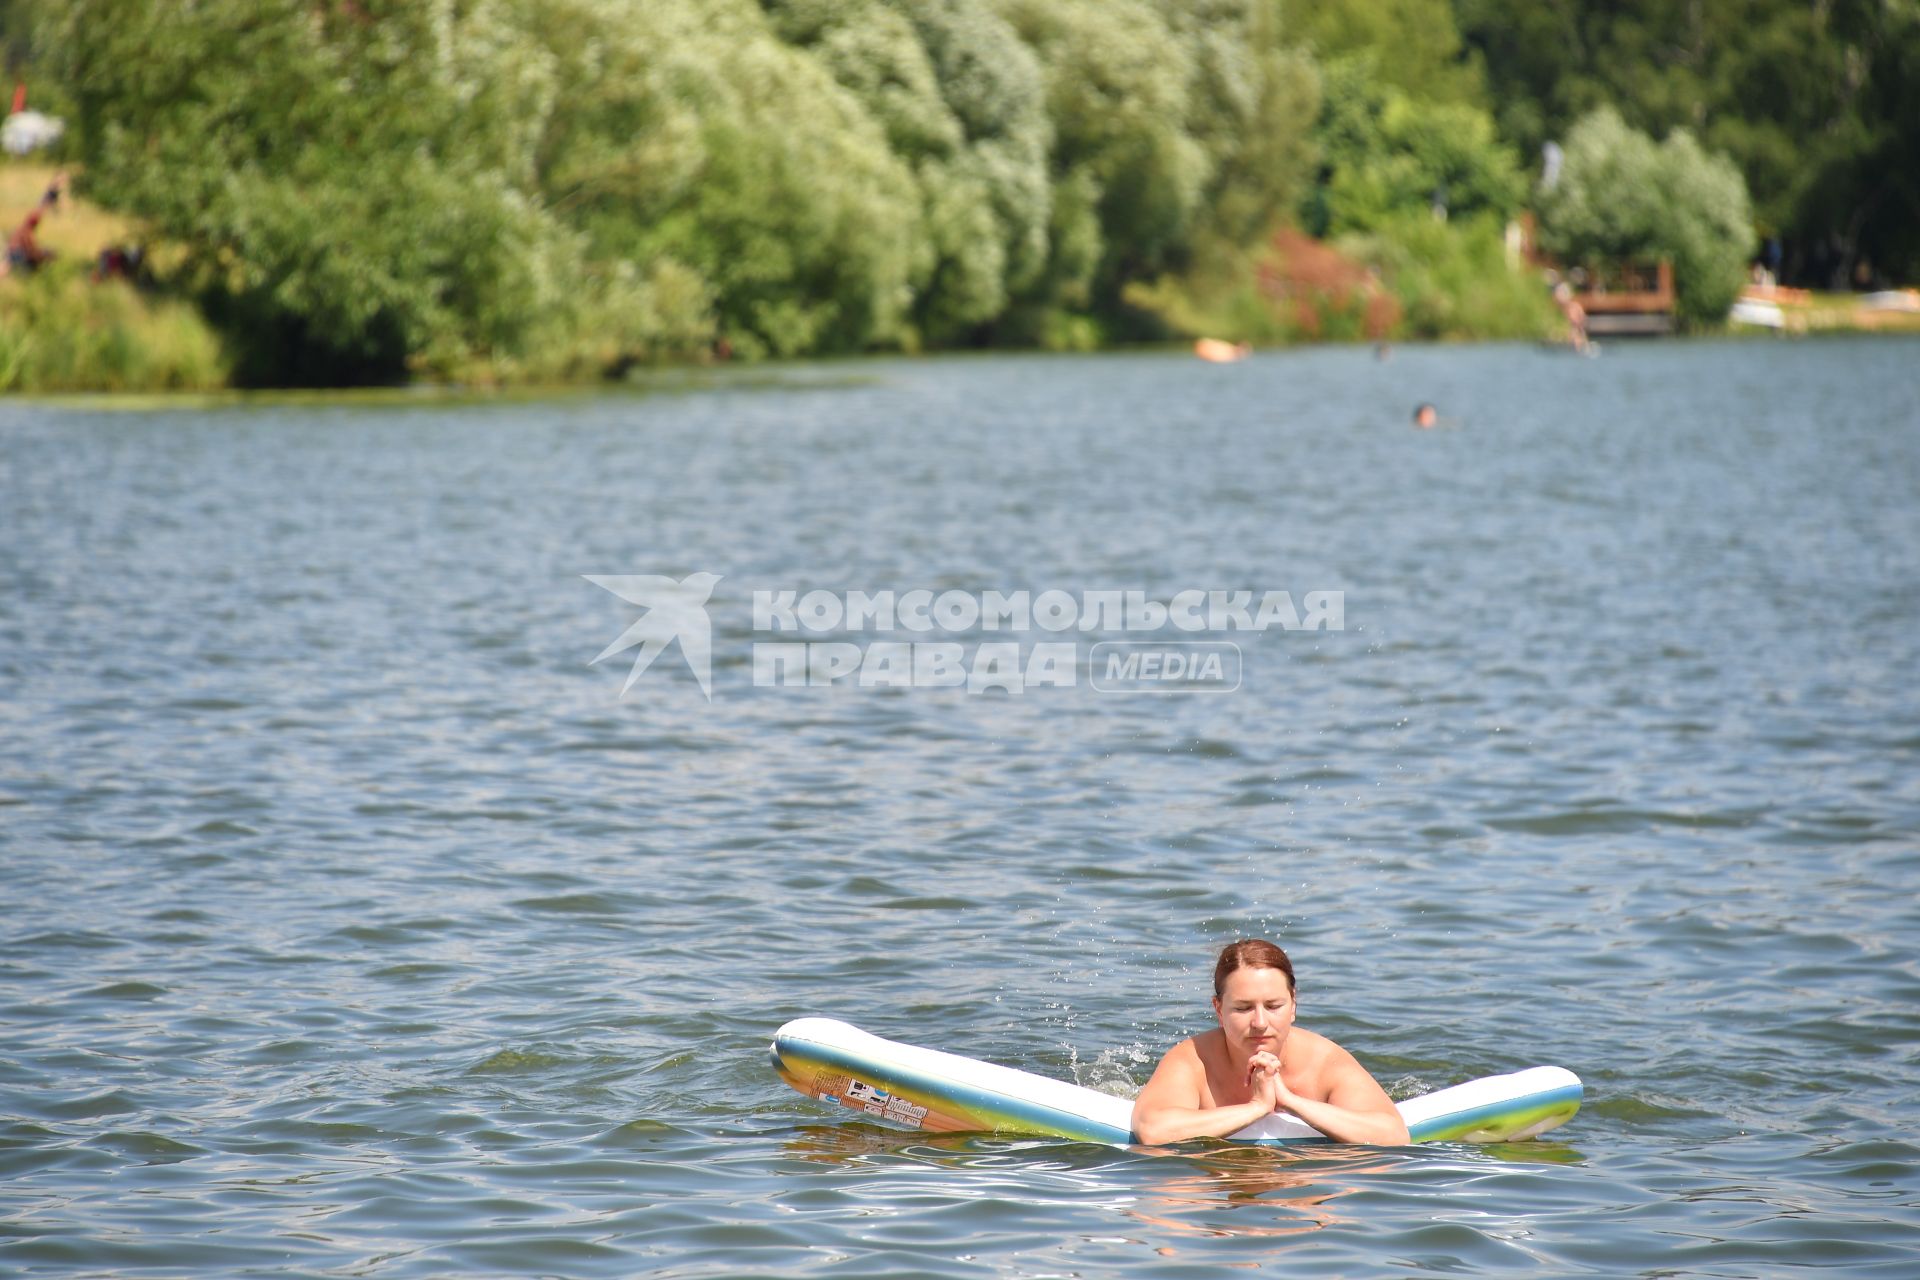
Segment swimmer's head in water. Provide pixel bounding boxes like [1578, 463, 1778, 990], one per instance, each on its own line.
[1213, 938, 1295, 998]
[1413, 403, 1437, 428]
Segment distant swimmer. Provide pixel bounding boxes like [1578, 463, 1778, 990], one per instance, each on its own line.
[1131, 940, 1411, 1145]
[1413, 402, 1438, 429]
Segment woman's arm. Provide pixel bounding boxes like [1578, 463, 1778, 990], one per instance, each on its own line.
[1272, 1048, 1410, 1145]
[1130, 1042, 1277, 1145]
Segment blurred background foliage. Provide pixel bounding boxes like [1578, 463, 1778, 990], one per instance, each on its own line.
[1454, 0, 1919, 291]
[1, 0, 1909, 385]
[1534, 108, 1754, 327]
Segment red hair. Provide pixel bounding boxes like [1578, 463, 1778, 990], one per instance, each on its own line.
[1213, 939, 1295, 997]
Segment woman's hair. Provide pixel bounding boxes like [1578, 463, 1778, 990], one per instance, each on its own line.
[1213, 939, 1295, 997]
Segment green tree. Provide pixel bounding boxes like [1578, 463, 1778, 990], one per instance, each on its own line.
[1455, 0, 1920, 285]
[1151, 0, 1320, 248]
[1536, 107, 1752, 325]
[1292, 0, 1486, 106]
[761, 0, 1052, 346]
[38, 0, 581, 383]
[997, 0, 1205, 296]
[1309, 53, 1525, 237]
[993, 0, 1318, 339]
[536, 0, 920, 358]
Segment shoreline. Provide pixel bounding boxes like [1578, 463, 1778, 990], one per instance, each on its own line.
[11, 327, 1919, 410]
[9, 164, 1912, 399]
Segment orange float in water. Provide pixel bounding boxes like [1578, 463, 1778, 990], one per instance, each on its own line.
[1194, 337, 1252, 363]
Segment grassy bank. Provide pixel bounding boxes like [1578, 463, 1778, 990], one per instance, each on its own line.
[1127, 218, 1561, 347]
[1786, 292, 1920, 335]
[0, 264, 228, 392]
[0, 163, 228, 392]
[0, 163, 135, 260]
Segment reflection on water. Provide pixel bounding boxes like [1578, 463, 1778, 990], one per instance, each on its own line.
[781, 1125, 1397, 1243]
[1126, 1145, 1403, 1242]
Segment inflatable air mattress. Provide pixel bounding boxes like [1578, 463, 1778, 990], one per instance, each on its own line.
[772, 1017, 1580, 1145]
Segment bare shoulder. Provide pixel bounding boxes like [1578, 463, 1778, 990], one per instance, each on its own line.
[1286, 1028, 1352, 1084]
[1287, 1026, 1341, 1063]
[1293, 1028, 1396, 1110]
[1154, 1034, 1207, 1077]
[1136, 1033, 1208, 1106]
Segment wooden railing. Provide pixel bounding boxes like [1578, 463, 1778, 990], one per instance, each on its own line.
[1575, 260, 1674, 314]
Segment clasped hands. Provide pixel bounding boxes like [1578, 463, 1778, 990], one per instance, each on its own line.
[1244, 1050, 1296, 1114]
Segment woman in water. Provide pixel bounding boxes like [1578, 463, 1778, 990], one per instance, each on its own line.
[1132, 940, 1411, 1145]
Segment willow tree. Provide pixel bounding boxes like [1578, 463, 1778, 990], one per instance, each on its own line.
[1537, 108, 1752, 325]
[40, 0, 580, 382]
[538, 0, 922, 358]
[762, 0, 1052, 346]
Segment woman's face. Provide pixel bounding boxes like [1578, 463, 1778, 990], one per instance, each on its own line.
[1212, 966, 1296, 1057]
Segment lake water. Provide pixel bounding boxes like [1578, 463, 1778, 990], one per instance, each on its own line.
[2, 337, 1917, 1276]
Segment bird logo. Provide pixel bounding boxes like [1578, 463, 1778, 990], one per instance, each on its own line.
[585, 571, 723, 700]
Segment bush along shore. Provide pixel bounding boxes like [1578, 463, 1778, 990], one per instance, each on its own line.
[0, 263, 227, 394]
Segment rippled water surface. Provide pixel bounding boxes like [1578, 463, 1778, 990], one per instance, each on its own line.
[3, 338, 1918, 1276]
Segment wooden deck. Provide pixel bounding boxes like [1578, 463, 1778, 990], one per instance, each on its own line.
[1574, 260, 1674, 335]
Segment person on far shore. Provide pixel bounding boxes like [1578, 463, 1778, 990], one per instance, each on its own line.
[93, 243, 146, 284]
[5, 207, 52, 274]
[3, 173, 66, 277]
[1552, 281, 1589, 353]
